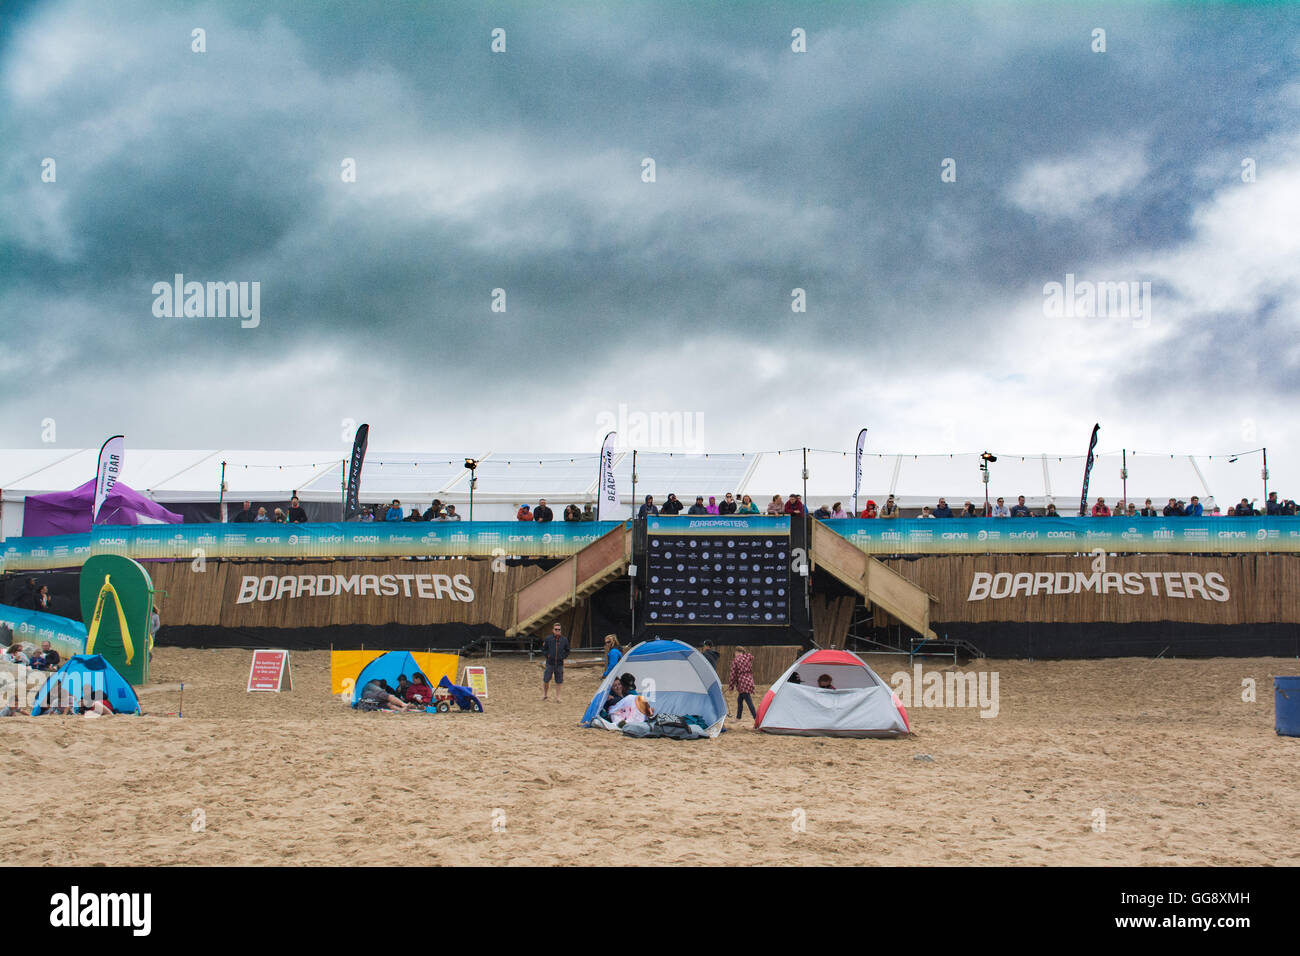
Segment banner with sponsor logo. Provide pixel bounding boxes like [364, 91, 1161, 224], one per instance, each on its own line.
[1079, 423, 1100, 516]
[1, 520, 627, 572]
[6, 516, 1300, 573]
[830, 517, 1300, 554]
[879, 553, 1298, 626]
[645, 515, 790, 536]
[853, 428, 867, 516]
[597, 431, 618, 519]
[92, 435, 125, 523]
[0, 533, 95, 572]
[344, 423, 369, 519]
[0, 603, 88, 659]
[148, 558, 546, 630]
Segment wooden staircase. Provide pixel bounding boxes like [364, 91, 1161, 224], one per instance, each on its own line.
[809, 520, 940, 641]
[505, 523, 632, 637]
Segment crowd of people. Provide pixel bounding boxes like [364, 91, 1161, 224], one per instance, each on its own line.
[356, 672, 434, 711]
[625, 490, 1298, 519]
[355, 499, 466, 522]
[230, 495, 311, 523]
[514, 500, 596, 522]
[3, 639, 62, 671]
[223, 488, 1298, 525]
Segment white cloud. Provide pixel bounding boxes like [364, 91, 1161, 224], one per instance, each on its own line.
[1005, 140, 1150, 220]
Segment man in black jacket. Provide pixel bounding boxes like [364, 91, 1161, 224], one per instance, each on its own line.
[661, 494, 684, 515]
[232, 501, 255, 522]
[541, 622, 570, 703]
[287, 496, 309, 523]
[13, 578, 41, 610]
[534, 499, 554, 523]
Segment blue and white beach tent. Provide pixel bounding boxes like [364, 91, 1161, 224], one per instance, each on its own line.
[580, 639, 727, 735]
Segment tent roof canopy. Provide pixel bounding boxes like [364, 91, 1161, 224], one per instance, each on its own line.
[0, 447, 1274, 511]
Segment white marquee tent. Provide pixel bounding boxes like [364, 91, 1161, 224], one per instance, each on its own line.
[0, 446, 1276, 538]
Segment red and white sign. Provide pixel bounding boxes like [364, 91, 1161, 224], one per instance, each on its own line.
[247, 649, 292, 692]
[462, 666, 488, 699]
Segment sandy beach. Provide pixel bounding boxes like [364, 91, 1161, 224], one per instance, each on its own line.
[2, 648, 1297, 866]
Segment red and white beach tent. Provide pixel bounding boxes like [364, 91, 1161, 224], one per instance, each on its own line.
[754, 648, 910, 738]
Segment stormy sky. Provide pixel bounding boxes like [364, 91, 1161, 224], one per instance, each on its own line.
[1, 0, 1298, 486]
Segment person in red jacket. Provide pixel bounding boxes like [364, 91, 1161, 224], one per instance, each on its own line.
[1091, 498, 1111, 517]
[860, 500, 878, 518]
[404, 673, 433, 706]
[516, 504, 533, 521]
[728, 646, 757, 720]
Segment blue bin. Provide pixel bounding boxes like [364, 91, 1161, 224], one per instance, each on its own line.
[1277, 677, 1300, 737]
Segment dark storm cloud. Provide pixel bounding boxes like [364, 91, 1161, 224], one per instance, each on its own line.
[1, 0, 1298, 450]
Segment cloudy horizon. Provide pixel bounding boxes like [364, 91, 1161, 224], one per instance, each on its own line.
[2, 1, 1298, 492]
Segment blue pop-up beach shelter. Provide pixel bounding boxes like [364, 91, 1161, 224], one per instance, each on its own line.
[31, 654, 141, 715]
[352, 651, 433, 708]
[580, 639, 727, 735]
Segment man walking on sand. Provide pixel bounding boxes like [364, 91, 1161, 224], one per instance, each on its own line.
[542, 622, 570, 703]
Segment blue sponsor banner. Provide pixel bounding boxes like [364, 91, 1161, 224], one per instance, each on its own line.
[645, 515, 790, 535]
[829, 516, 1300, 554]
[6, 516, 1300, 570]
[0, 603, 88, 657]
[1, 521, 627, 570]
[1, 533, 94, 573]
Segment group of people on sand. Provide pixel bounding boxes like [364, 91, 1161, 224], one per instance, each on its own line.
[3, 641, 61, 670]
[0, 680, 115, 718]
[589, 637, 838, 725]
[597, 670, 650, 723]
[358, 672, 434, 711]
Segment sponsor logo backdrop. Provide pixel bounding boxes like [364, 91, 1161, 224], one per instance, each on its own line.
[881, 553, 1300, 625]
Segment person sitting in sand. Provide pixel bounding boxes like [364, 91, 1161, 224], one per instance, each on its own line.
[817, 674, 835, 690]
[42, 685, 113, 717]
[600, 676, 631, 719]
[608, 694, 654, 725]
[359, 678, 418, 711]
[81, 688, 115, 717]
[395, 674, 412, 700]
[404, 673, 433, 707]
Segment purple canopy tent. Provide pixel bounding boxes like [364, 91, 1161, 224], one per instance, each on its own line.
[22, 479, 183, 536]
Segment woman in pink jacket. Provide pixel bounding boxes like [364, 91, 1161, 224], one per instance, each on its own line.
[728, 646, 757, 720]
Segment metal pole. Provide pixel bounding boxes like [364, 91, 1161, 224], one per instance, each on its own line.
[1121, 449, 1127, 509]
[218, 460, 227, 521]
[1262, 447, 1269, 505]
[802, 447, 808, 507]
[469, 472, 476, 522]
[340, 459, 346, 518]
[630, 448, 638, 636]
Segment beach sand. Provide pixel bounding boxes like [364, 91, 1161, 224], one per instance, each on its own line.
[2, 648, 1297, 866]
